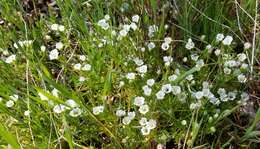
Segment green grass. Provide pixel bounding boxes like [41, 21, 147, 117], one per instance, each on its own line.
[0, 0, 259, 148]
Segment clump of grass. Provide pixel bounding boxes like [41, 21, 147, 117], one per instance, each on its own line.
[0, 0, 259, 148]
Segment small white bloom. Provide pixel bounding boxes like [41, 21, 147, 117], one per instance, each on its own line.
[191, 54, 199, 61]
[237, 53, 247, 62]
[92, 105, 104, 115]
[172, 86, 181, 95]
[186, 74, 194, 81]
[97, 19, 109, 30]
[139, 104, 149, 114]
[119, 81, 125, 88]
[24, 110, 30, 116]
[147, 79, 155, 86]
[130, 22, 137, 30]
[161, 84, 172, 94]
[183, 57, 188, 62]
[53, 104, 67, 114]
[79, 55, 86, 61]
[55, 42, 64, 50]
[5, 55, 16, 63]
[65, 99, 78, 108]
[69, 108, 82, 117]
[104, 14, 110, 20]
[79, 76, 86, 82]
[181, 120, 187, 126]
[141, 126, 150, 135]
[136, 65, 147, 74]
[40, 45, 46, 52]
[116, 109, 126, 117]
[10, 94, 19, 102]
[161, 42, 169, 51]
[156, 90, 165, 100]
[119, 29, 128, 37]
[185, 38, 195, 50]
[237, 74, 247, 83]
[214, 49, 221, 56]
[38, 92, 48, 101]
[122, 116, 132, 125]
[147, 119, 156, 130]
[169, 74, 178, 82]
[49, 49, 59, 60]
[195, 91, 204, 99]
[82, 64, 91, 71]
[241, 92, 249, 102]
[134, 96, 145, 107]
[216, 33, 224, 42]
[147, 42, 155, 50]
[126, 72, 136, 80]
[139, 117, 147, 126]
[73, 63, 81, 70]
[52, 88, 59, 97]
[132, 15, 140, 23]
[244, 42, 251, 49]
[58, 25, 65, 32]
[164, 37, 172, 44]
[51, 24, 59, 31]
[224, 67, 231, 74]
[222, 35, 233, 45]
[128, 111, 136, 120]
[6, 100, 14, 108]
[142, 85, 152, 96]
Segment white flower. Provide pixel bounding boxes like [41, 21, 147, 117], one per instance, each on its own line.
[116, 109, 126, 117]
[119, 29, 128, 37]
[185, 38, 195, 50]
[191, 54, 199, 61]
[141, 126, 150, 135]
[216, 33, 224, 42]
[214, 49, 221, 56]
[194, 91, 204, 99]
[49, 49, 59, 60]
[92, 106, 104, 115]
[224, 67, 231, 74]
[148, 25, 158, 37]
[202, 88, 211, 97]
[168, 74, 178, 82]
[146, 119, 156, 129]
[139, 104, 149, 114]
[104, 14, 110, 20]
[130, 22, 137, 30]
[181, 120, 187, 126]
[55, 42, 64, 50]
[58, 25, 65, 32]
[222, 35, 233, 45]
[24, 110, 30, 116]
[241, 92, 249, 102]
[132, 15, 140, 23]
[244, 42, 251, 49]
[161, 84, 172, 94]
[128, 111, 136, 119]
[97, 19, 109, 30]
[146, 79, 155, 86]
[183, 57, 188, 62]
[50, 24, 59, 31]
[126, 72, 136, 80]
[134, 96, 145, 107]
[237, 74, 247, 83]
[5, 55, 16, 63]
[79, 76, 86, 82]
[82, 64, 91, 71]
[133, 57, 144, 66]
[164, 37, 172, 44]
[73, 63, 82, 70]
[136, 65, 147, 74]
[172, 86, 181, 95]
[139, 117, 147, 126]
[142, 85, 152, 96]
[241, 63, 248, 69]
[156, 90, 165, 100]
[10, 94, 19, 102]
[122, 116, 132, 125]
[161, 42, 169, 51]
[52, 88, 59, 97]
[237, 53, 247, 62]
[119, 81, 125, 88]
[186, 74, 193, 81]
[79, 55, 86, 61]
[147, 42, 155, 50]
[6, 100, 14, 108]
[69, 108, 82, 117]
[40, 46, 46, 52]
[65, 99, 78, 108]
[38, 92, 48, 101]
[53, 104, 67, 114]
